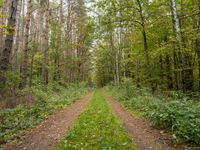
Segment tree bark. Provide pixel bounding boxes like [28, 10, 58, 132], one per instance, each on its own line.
[170, 0, 183, 91]
[20, 0, 32, 89]
[42, 0, 50, 84]
[0, 0, 19, 89]
[136, 0, 152, 90]
[192, 0, 200, 91]
[37, 0, 42, 49]
[13, 0, 22, 72]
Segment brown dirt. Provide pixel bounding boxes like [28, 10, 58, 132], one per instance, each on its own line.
[106, 95, 177, 150]
[0, 91, 35, 109]
[3, 92, 93, 150]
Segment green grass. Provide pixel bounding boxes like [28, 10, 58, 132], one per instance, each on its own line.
[55, 90, 134, 150]
[0, 83, 90, 144]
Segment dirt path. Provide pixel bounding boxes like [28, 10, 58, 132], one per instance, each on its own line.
[3, 92, 93, 150]
[106, 95, 176, 150]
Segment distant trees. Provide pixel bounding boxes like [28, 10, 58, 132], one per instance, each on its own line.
[93, 0, 200, 92]
[0, 0, 94, 92]
[2, 0, 199, 94]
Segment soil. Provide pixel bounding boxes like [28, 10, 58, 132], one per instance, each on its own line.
[106, 95, 177, 150]
[3, 92, 93, 150]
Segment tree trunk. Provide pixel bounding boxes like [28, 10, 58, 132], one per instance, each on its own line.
[55, 0, 62, 80]
[42, 0, 50, 84]
[166, 53, 173, 89]
[170, 0, 184, 91]
[136, 0, 152, 90]
[13, 0, 22, 72]
[29, 15, 36, 88]
[65, 0, 72, 82]
[20, 0, 32, 89]
[36, 0, 42, 48]
[0, 2, 4, 53]
[179, 1, 193, 91]
[192, 0, 200, 91]
[0, 0, 19, 89]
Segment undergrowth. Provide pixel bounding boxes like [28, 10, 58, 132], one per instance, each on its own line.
[55, 90, 134, 150]
[106, 79, 200, 145]
[0, 82, 90, 144]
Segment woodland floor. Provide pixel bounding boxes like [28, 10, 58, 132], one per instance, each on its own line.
[3, 92, 93, 150]
[2, 91, 194, 150]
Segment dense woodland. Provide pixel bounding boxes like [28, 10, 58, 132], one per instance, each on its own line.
[0, 0, 94, 92]
[1, 0, 200, 93]
[1, 0, 200, 148]
[94, 0, 200, 93]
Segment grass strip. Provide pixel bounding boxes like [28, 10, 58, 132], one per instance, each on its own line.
[55, 90, 134, 150]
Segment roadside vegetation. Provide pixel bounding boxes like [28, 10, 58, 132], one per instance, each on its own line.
[106, 78, 200, 145]
[55, 90, 134, 150]
[0, 83, 90, 144]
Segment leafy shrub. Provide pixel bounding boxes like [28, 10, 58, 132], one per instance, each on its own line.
[122, 78, 135, 99]
[0, 83, 90, 144]
[107, 86, 200, 144]
[146, 101, 200, 144]
[5, 71, 21, 90]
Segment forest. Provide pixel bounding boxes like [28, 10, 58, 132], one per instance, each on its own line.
[0, 0, 200, 149]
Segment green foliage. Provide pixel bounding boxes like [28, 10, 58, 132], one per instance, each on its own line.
[107, 85, 200, 144]
[5, 71, 21, 90]
[55, 90, 134, 150]
[122, 78, 135, 99]
[146, 101, 200, 144]
[0, 0, 3, 8]
[0, 84, 90, 144]
[92, 0, 200, 92]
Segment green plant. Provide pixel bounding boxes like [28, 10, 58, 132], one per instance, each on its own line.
[122, 78, 135, 99]
[0, 84, 90, 144]
[107, 86, 200, 144]
[5, 71, 21, 90]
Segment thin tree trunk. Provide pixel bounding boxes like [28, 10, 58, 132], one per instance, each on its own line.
[13, 0, 22, 72]
[192, 0, 200, 91]
[136, 0, 152, 90]
[37, 0, 42, 49]
[55, 0, 62, 80]
[21, 0, 25, 54]
[29, 15, 36, 88]
[0, 2, 4, 53]
[166, 53, 173, 89]
[42, 0, 50, 84]
[20, 0, 32, 89]
[29, 39, 35, 87]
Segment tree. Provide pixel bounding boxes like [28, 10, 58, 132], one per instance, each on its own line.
[20, 0, 33, 89]
[42, 0, 50, 84]
[0, 0, 19, 90]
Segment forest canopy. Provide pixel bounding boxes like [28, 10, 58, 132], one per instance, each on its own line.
[0, 0, 200, 92]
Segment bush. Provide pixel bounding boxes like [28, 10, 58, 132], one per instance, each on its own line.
[107, 86, 200, 144]
[5, 71, 21, 90]
[122, 78, 135, 99]
[0, 83, 90, 144]
[146, 101, 200, 144]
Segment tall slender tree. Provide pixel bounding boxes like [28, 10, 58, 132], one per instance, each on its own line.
[20, 0, 33, 88]
[42, 0, 50, 84]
